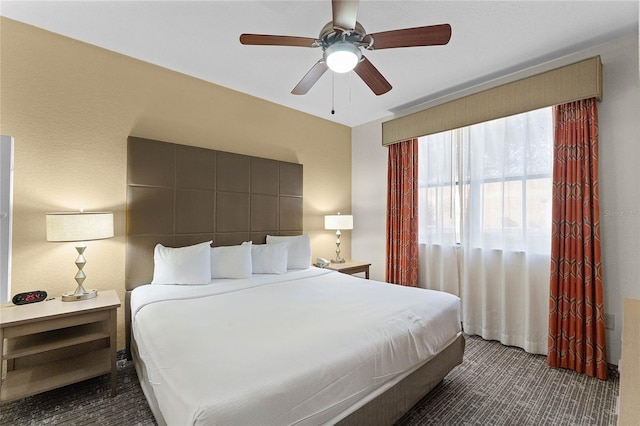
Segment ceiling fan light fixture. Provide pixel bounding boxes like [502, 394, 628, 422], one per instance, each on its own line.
[324, 41, 361, 73]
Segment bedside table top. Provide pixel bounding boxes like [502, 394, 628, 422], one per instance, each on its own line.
[1, 289, 120, 327]
[326, 260, 371, 271]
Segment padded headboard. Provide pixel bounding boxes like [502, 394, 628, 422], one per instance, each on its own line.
[124, 136, 303, 354]
[126, 136, 303, 289]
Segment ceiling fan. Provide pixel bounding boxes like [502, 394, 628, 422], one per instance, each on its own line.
[239, 0, 451, 96]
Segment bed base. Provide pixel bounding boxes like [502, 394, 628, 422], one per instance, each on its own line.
[131, 332, 465, 426]
[337, 333, 465, 426]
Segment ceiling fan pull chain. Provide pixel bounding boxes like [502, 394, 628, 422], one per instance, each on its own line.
[331, 72, 336, 114]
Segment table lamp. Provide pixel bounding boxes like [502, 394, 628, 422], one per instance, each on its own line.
[324, 213, 353, 263]
[46, 211, 114, 301]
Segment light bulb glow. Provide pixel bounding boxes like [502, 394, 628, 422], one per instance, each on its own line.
[324, 42, 361, 73]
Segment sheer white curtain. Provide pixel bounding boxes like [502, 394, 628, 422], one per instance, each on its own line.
[418, 107, 553, 354]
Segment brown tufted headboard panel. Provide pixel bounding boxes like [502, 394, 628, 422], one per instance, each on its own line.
[125, 136, 303, 354]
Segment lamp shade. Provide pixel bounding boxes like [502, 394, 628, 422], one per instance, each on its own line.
[324, 214, 353, 231]
[46, 212, 114, 242]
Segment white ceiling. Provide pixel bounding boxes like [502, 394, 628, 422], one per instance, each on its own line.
[2, 1, 638, 127]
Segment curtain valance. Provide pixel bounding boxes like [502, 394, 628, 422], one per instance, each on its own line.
[382, 56, 602, 146]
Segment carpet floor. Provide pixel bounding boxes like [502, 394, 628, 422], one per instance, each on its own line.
[0, 335, 619, 425]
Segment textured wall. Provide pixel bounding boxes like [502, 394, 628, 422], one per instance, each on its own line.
[1, 18, 352, 349]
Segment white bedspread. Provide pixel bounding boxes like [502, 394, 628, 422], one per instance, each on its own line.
[131, 267, 461, 426]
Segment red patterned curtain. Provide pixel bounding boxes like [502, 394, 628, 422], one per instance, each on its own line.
[547, 98, 607, 380]
[386, 138, 418, 287]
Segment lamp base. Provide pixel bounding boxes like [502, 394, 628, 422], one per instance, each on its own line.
[62, 289, 98, 302]
[331, 258, 346, 264]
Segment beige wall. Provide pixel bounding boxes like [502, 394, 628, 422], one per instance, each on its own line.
[0, 18, 352, 349]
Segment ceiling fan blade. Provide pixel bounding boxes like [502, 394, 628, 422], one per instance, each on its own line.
[354, 57, 392, 96]
[239, 34, 317, 48]
[368, 24, 452, 50]
[292, 60, 329, 95]
[332, 0, 359, 32]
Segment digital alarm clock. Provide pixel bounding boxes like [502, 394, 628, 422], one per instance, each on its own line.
[12, 290, 48, 305]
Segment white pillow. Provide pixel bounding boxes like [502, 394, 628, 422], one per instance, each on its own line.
[151, 241, 212, 285]
[251, 243, 288, 274]
[210, 242, 252, 279]
[266, 234, 311, 269]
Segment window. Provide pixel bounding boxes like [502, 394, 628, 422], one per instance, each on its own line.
[418, 107, 553, 254]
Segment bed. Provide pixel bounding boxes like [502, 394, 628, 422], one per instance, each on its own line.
[125, 137, 465, 425]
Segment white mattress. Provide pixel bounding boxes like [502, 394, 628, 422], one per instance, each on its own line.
[131, 267, 461, 426]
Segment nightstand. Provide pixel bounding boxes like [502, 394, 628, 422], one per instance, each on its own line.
[0, 289, 120, 403]
[326, 260, 371, 279]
